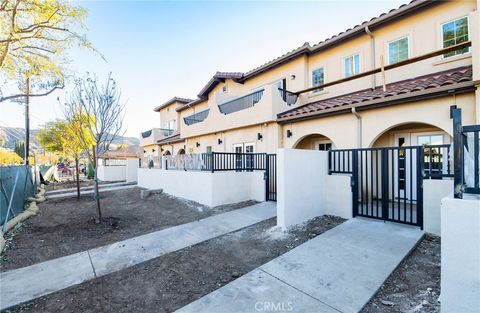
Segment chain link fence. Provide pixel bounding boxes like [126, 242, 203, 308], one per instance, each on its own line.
[0, 166, 37, 226]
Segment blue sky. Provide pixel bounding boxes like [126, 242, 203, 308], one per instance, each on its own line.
[1, 0, 406, 137]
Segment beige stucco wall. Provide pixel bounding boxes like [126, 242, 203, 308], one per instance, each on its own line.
[183, 122, 280, 154]
[153, 1, 478, 155]
[282, 92, 476, 150]
[158, 100, 184, 131]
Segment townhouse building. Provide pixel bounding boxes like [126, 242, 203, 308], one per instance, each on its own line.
[141, 0, 478, 158]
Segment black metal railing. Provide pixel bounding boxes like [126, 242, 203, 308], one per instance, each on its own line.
[278, 88, 298, 106]
[184, 109, 210, 126]
[218, 89, 264, 115]
[329, 145, 453, 179]
[164, 152, 268, 172]
[452, 107, 480, 197]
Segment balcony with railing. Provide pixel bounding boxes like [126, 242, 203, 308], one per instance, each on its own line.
[140, 128, 176, 146]
[218, 89, 265, 115]
[277, 88, 298, 106]
[184, 109, 210, 126]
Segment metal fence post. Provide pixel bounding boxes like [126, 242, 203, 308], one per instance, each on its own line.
[416, 147, 424, 229]
[452, 107, 463, 198]
[3, 170, 20, 231]
[211, 153, 215, 173]
[351, 150, 358, 217]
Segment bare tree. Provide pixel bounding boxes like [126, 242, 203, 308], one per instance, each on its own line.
[65, 73, 125, 222]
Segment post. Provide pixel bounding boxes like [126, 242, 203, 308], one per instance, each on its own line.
[24, 77, 30, 166]
[381, 148, 389, 219]
[416, 147, 424, 229]
[452, 107, 463, 198]
[352, 150, 359, 217]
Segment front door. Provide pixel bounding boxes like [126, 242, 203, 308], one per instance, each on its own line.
[233, 144, 243, 170]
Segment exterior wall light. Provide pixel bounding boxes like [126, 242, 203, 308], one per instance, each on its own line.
[196, 142, 200, 147]
[257, 133, 263, 140]
[287, 130, 293, 138]
[290, 74, 296, 80]
[218, 138, 223, 145]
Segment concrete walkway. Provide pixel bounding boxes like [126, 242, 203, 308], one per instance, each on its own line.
[0, 202, 276, 310]
[45, 181, 132, 196]
[177, 218, 424, 313]
[47, 183, 137, 199]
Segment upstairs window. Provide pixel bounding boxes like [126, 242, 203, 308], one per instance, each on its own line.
[344, 54, 360, 77]
[312, 67, 324, 92]
[442, 17, 469, 58]
[388, 37, 409, 64]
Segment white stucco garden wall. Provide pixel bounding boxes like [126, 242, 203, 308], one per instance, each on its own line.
[324, 175, 353, 219]
[423, 179, 453, 236]
[126, 158, 138, 183]
[137, 168, 265, 207]
[441, 196, 480, 313]
[97, 165, 126, 182]
[277, 149, 328, 228]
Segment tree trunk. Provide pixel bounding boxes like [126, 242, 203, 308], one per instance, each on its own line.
[92, 147, 102, 222]
[75, 156, 80, 200]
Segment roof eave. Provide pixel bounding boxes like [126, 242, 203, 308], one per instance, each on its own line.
[277, 81, 475, 124]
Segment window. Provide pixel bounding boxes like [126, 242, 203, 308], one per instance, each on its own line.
[318, 143, 332, 151]
[388, 37, 409, 64]
[206, 146, 212, 154]
[344, 54, 360, 77]
[163, 120, 176, 131]
[311, 67, 324, 92]
[222, 85, 228, 93]
[417, 134, 443, 146]
[442, 17, 469, 58]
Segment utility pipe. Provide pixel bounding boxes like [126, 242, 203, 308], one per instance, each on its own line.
[365, 26, 376, 90]
[351, 107, 362, 148]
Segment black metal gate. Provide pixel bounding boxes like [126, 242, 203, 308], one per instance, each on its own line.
[265, 154, 277, 201]
[330, 146, 426, 228]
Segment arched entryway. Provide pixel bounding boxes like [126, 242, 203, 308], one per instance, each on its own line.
[177, 148, 185, 155]
[163, 150, 171, 156]
[293, 134, 335, 151]
[369, 122, 451, 148]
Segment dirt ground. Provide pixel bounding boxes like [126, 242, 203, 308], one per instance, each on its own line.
[362, 235, 441, 313]
[1, 187, 256, 271]
[6, 215, 345, 313]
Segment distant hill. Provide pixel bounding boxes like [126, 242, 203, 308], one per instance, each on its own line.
[0, 127, 139, 152]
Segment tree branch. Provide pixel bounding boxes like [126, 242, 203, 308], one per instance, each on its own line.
[0, 83, 64, 103]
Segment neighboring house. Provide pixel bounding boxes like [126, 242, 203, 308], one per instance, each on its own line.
[98, 145, 142, 182]
[142, 0, 478, 156]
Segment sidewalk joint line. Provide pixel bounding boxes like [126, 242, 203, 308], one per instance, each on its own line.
[259, 269, 344, 313]
[87, 250, 97, 278]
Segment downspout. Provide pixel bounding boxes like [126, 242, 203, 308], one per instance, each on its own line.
[351, 107, 362, 148]
[365, 26, 376, 90]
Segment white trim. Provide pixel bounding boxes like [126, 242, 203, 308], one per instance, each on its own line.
[440, 15, 470, 60]
[343, 52, 361, 78]
[387, 35, 410, 65]
[244, 142, 255, 153]
[233, 143, 243, 153]
[310, 66, 326, 94]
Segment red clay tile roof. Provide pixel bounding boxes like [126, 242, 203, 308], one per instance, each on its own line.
[277, 66, 473, 122]
[176, 0, 439, 112]
[154, 97, 195, 112]
[156, 133, 184, 145]
[197, 72, 244, 98]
